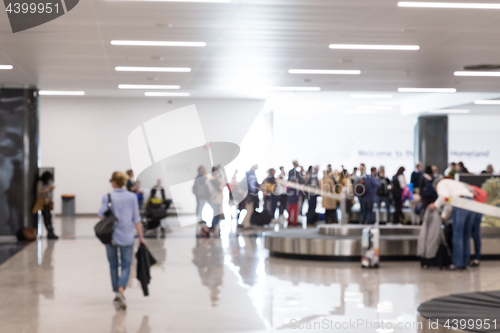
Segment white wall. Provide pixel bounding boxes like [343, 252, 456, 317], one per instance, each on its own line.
[449, 115, 500, 174]
[39, 97, 264, 214]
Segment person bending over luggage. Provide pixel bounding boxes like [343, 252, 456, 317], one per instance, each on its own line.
[428, 177, 474, 270]
[99, 171, 145, 310]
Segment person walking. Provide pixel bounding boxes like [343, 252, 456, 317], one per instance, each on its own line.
[99, 171, 145, 310]
[392, 167, 406, 224]
[36, 171, 59, 239]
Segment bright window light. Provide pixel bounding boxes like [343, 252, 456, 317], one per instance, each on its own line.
[329, 44, 420, 51]
[398, 87, 456, 93]
[39, 91, 85, 96]
[0, 65, 13, 70]
[343, 110, 377, 114]
[454, 71, 500, 77]
[350, 94, 393, 99]
[111, 40, 206, 47]
[428, 109, 470, 114]
[474, 100, 500, 105]
[145, 92, 191, 97]
[398, 2, 500, 9]
[118, 84, 181, 89]
[116, 67, 191, 72]
[288, 69, 361, 75]
[268, 87, 321, 92]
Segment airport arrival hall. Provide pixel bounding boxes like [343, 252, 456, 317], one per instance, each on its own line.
[1, 1, 500, 333]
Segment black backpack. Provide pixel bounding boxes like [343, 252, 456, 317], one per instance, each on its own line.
[377, 178, 390, 197]
[94, 194, 117, 244]
[422, 178, 438, 199]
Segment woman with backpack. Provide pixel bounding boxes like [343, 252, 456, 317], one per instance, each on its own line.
[419, 166, 438, 212]
[392, 167, 406, 224]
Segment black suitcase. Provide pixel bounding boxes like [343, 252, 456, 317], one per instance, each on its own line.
[251, 210, 272, 226]
[421, 244, 451, 269]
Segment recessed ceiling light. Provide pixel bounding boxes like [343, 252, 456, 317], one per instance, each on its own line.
[398, 87, 456, 93]
[118, 84, 181, 89]
[350, 94, 393, 99]
[268, 87, 321, 92]
[474, 100, 500, 105]
[111, 40, 206, 47]
[398, 2, 500, 9]
[145, 92, 190, 97]
[0, 65, 13, 70]
[358, 106, 393, 110]
[428, 109, 470, 114]
[329, 44, 420, 51]
[39, 91, 85, 96]
[454, 71, 500, 77]
[343, 110, 377, 114]
[115, 66, 191, 72]
[288, 69, 361, 75]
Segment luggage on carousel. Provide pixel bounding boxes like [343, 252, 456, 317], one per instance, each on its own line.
[361, 227, 380, 268]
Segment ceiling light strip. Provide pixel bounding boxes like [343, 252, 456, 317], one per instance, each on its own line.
[118, 84, 181, 89]
[350, 94, 393, 99]
[454, 71, 500, 77]
[111, 40, 206, 47]
[428, 109, 470, 114]
[145, 92, 190, 97]
[329, 44, 419, 51]
[398, 87, 456, 93]
[288, 69, 361, 75]
[398, 2, 500, 9]
[0, 65, 13, 70]
[115, 66, 191, 72]
[268, 87, 321, 92]
[39, 90, 85, 96]
[474, 100, 500, 105]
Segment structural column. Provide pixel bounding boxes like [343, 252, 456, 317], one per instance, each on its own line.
[0, 88, 39, 239]
[415, 115, 448, 174]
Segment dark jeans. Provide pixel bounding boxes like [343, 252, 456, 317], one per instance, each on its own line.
[41, 205, 54, 232]
[266, 195, 279, 219]
[360, 198, 374, 224]
[393, 191, 403, 223]
[451, 206, 474, 267]
[325, 209, 336, 224]
[376, 196, 391, 223]
[106, 244, 134, 292]
[471, 213, 482, 260]
[307, 195, 318, 224]
[278, 194, 287, 216]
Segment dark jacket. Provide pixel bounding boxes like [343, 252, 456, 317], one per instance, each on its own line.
[362, 175, 381, 200]
[410, 171, 422, 189]
[150, 187, 166, 201]
[136, 244, 157, 296]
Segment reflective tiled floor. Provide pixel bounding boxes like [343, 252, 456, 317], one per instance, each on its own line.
[0, 216, 499, 333]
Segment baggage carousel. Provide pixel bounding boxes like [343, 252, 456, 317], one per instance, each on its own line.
[263, 224, 500, 261]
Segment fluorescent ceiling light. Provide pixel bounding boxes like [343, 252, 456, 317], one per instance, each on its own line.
[118, 84, 180, 89]
[398, 2, 500, 9]
[111, 40, 206, 47]
[288, 69, 361, 75]
[268, 86, 321, 92]
[329, 44, 419, 51]
[428, 109, 470, 114]
[350, 94, 393, 99]
[374, 101, 402, 106]
[145, 92, 190, 97]
[474, 100, 500, 105]
[454, 71, 500, 77]
[116, 66, 191, 72]
[398, 87, 456, 93]
[0, 65, 13, 70]
[358, 105, 393, 110]
[39, 90, 85, 96]
[343, 110, 377, 114]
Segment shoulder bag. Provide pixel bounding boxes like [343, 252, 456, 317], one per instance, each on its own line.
[94, 194, 117, 244]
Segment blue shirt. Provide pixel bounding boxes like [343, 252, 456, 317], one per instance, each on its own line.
[362, 175, 382, 200]
[98, 189, 141, 246]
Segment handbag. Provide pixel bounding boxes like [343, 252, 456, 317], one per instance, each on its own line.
[32, 198, 44, 214]
[94, 194, 117, 244]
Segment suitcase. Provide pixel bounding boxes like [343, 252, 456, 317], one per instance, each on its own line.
[361, 227, 380, 268]
[420, 244, 451, 269]
[251, 210, 272, 226]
